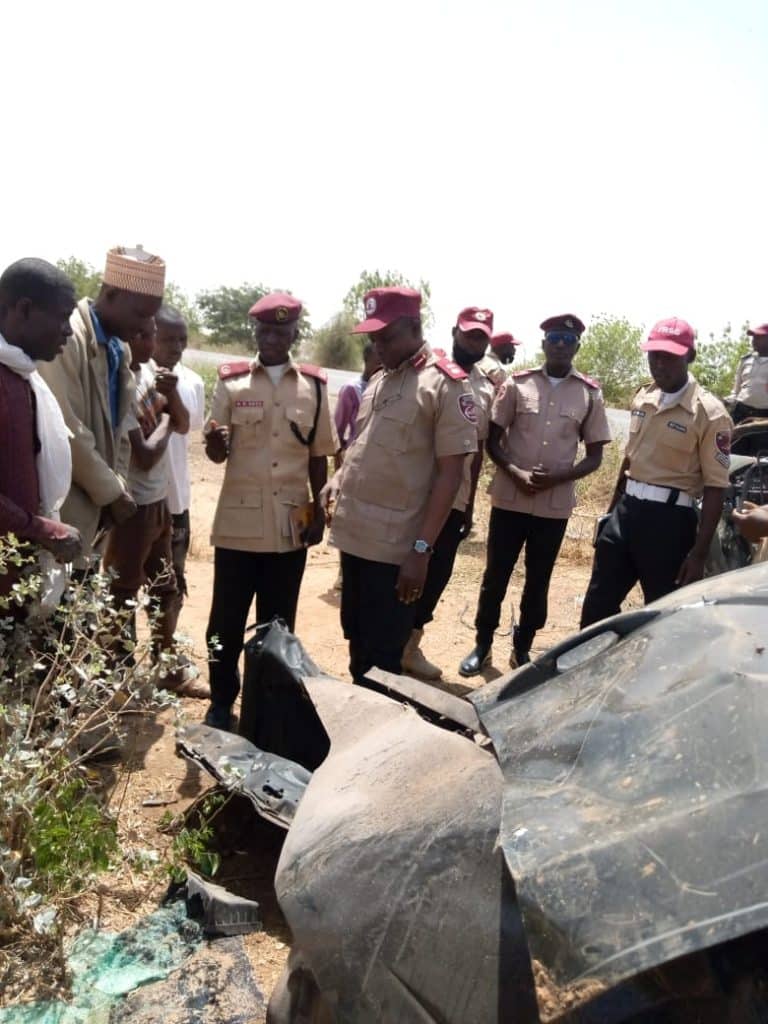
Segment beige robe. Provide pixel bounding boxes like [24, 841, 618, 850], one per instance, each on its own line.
[37, 298, 134, 555]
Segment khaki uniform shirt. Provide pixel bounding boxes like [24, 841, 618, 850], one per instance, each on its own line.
[207, 356, 338, 553]
[489, 367, 612, 518]
[36, 298, 134, 555]
[454, 360, 497, 512]
[625, 378, 732, 496]
[477, 352, 508, 390]
[731, 353, 768, 409]
[330, 345, 478, 564]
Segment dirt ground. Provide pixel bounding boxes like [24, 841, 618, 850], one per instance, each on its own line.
[85, 437, 633, 1021]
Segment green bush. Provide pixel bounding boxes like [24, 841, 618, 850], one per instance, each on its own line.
[576, 315, 645, 407]
[310, 313, 364, 370]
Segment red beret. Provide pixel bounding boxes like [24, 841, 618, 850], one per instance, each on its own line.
[491, 331, 522, 349]
[352, 287, 421, 334]
[747, 323, 768, 337]
[539, 314, 585, 336]
[457, 306, 494, 338]
[249, 291, 303, 324]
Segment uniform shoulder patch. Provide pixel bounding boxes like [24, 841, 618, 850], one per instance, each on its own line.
[218, 360, 251, 380]
[435, 356, 468, 381]
[573, 370, 601, 390]
[298, 363, 328, 383]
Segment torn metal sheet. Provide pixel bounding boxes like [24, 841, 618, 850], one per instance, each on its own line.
[176, 723, 310, 829]
[472, 561, 768, 996]
[360, 666, 482, 737]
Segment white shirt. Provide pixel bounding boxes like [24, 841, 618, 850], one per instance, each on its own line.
[165, 363, 205, 515]
[126, 363, 169, 506]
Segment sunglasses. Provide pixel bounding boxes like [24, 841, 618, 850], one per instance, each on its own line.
[545, 331, 580, 346]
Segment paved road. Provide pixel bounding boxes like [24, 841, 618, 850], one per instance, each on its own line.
[186, 347, 630, 440]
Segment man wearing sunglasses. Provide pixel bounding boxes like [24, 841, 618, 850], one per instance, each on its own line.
[459, 314, 611, 676]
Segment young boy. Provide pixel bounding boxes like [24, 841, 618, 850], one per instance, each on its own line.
[152, 306, 205, 617]
[104, 322, 208, 697]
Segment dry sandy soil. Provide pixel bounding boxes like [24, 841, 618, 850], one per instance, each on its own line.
[72, 437, 638, 1021]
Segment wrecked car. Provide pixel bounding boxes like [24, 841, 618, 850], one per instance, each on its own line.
[180, 562, 768, 1022]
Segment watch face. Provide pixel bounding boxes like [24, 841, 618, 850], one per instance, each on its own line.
[414, 540, 429, 554]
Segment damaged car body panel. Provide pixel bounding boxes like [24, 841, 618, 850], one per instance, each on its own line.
[273, 677, 539, 1024]
[471, 562, 768, 998]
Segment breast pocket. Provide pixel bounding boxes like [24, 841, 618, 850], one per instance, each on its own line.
[231, 406, 264, 428]
[659, 424, 696, 472]
[372, 401, 418, 453]
[559, 406, 584, 439]
[285, 403, 314, 445]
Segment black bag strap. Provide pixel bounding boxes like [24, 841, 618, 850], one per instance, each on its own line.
[289, 374, 322, 447]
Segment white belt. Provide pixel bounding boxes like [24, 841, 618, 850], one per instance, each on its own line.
[625, 478, 695, 508]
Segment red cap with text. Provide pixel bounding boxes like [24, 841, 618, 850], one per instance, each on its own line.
[457, 306, 494, 338]
[747, 323, 768, 337]
[642, 317, 696, 355]
[352, 287, 422, 334]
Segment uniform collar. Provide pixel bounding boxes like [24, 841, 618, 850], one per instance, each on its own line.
[390, 342, 431, 375]
[251, 353, 297, 375]
[644, 375, 696, 413]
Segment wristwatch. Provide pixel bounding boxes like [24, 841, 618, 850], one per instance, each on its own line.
[412, 539, 434, 555]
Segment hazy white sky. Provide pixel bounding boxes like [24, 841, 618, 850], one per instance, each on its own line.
[3, 0, 766, 355]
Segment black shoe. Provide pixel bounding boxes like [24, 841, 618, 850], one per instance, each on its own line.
[458, 644, 492, 678]
[203, 703, 236, 732]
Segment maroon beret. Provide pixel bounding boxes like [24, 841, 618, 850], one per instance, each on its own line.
[352, 287, 421, 334]
[539, 314, 586, 336]
[249, 291, 303, 324]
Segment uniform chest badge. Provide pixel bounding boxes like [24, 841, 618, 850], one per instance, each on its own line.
[631, 409, 646, 419]
[234, 399, 264, 408]
[458, 393, 477, 424]
[666, 421, 687, 433]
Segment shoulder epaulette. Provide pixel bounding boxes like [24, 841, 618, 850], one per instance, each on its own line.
[512, 368, 537, 378]
[298, 363, 328, 383]
[219, 360, 251, 380]
[573, 370, 601, 390]
[435, 356, 468, 380]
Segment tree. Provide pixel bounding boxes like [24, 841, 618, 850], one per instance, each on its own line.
[576, 314, 645, 406]
[342, 269, 434, 329]
[56, 257, 101, 300]
[310, 312, 362, 370]
[197, 283, 310, 349]
[162, 281, 203, 336]
[693, 323, 750, 400]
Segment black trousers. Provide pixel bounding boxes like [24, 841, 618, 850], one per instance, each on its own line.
[171, 510, 191, 600]
[206, 546, 307, 708]
[731, 401, 768, 425]
[412, 509, 466, 630]
[474, 508, 568, 651]
[340, 552, 415, 684]
[580, 494, 698, 628]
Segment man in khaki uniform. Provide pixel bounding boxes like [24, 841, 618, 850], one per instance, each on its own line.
[460, 314, 611, 676]
[488, 330, 522, 369]
[726, 322, 768, 424]
[581, 317, 732, 626]
[37, 246, 166, 560]
[403, 306, 499, 680]
[204, 292, 337, 729]
[324, 287, 478, 685]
